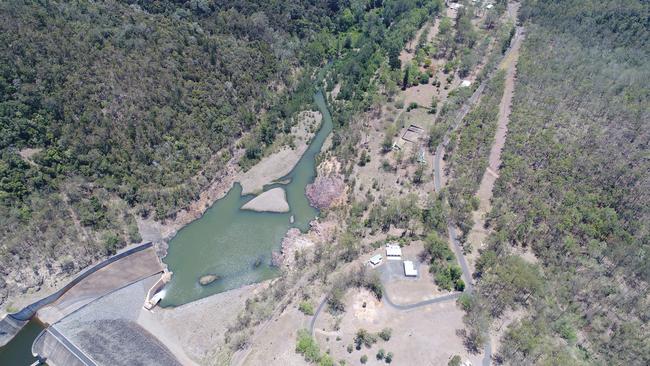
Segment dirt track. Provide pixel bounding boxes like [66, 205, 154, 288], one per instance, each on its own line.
[466, 27, 525, 270]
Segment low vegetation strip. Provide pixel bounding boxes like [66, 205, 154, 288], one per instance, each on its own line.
[446, 71, 506, 243]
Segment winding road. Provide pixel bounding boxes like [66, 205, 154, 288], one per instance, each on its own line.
[383, 291, 461, 311]
[309, 296, 328, 337]
[433, 26, 525, 366]
[310, 24, 524, 366]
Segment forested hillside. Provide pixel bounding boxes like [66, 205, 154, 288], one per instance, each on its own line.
[0, 0, 448, 309]
[463, 0, 649, 364]
[0, 0, 338, 306]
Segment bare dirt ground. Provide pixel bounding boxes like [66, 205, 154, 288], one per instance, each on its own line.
[351, 107, 436, 209]
[143, 4, 517, 366]
[138, 282, 267, 366]
[231, 217, 339, 366]
[17, 147, 42, 166]
[486, 308, 526, 360]
[234, 305, 310, 366]
[232, 6, 521, 366]
[313, 288, 481, 366]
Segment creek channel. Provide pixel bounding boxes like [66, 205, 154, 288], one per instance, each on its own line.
[160, 90, 333, 306]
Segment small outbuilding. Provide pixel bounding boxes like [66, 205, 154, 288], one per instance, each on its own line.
[369, 254, 383, 266]
[403, 261, 418, 277]
[386, 244, 402, 258]
[449, 2, 464, 10]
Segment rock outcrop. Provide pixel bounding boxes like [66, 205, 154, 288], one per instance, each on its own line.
[305, 158, 346, 209]
[198, 274, 219, 286]
[272, 228, 315, 268]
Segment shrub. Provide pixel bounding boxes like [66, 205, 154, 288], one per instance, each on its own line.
[377, 348, 386, 360]
[355, 329, 378, 349]
[407, 102, 419, 111]
[318, 354, 334, 366]
[385, 352, 394, 363]
[4, 303, 18, 313]
[296, 329, 320, 362]
[436, 270, 453, 290]
[436, 265, 463, 291]
[448, 355, 462, 366]
[413, 164, 425, 184]
[360, 355, 368, 364]
[347, 344, 354, 353]
[103, 233, 123, 255]
[455, 279, 466, 291]
[429, 96, 438, 114]
[381, 135, 394, 153]
[470, 196, 480, 210]
[358, 150, 370, 166]
[556, 320, 578, 344]
[379, 328, 392, 341]
[363, 273, 383, 300]
[244, 144, 261, 161]
[299, 301, 315, 315]
[381, 159, 393, 171]
[457, 293, 473, 311]
[327, 287, 345, 314]
[127, 223, 142, 243]
[230, 332, 249, 351]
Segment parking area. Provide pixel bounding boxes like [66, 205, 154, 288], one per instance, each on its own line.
[368, 242, 452, 305]
[378, 258, 422, 282]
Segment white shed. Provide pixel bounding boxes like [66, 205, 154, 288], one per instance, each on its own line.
[369, 254, 383, 266]
[403, 261, 418, 277]
[386, 244, 402, 258]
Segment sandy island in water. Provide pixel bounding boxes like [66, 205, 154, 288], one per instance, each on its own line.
[240, 187, 289, 213]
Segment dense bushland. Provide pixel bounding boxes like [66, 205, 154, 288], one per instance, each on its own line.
[0, 0, 336, 305]
[462, 1, 649, 364]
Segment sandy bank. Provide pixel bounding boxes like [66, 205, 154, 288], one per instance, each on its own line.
[137, 110, 321, 245]
[239, 111, 321, 195]
[241, 187, 289, 213]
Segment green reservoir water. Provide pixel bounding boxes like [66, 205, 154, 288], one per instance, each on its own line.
[0, 319, 44, 365]
[160, 91, 333, 307]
